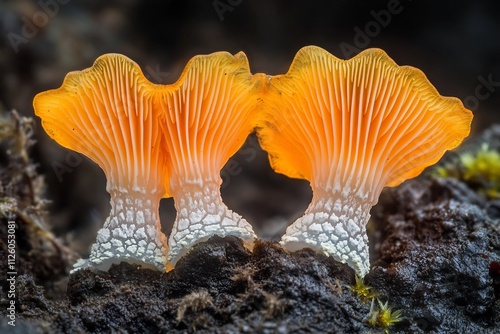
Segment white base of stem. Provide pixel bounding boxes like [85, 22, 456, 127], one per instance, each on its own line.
[168, 182, 256, 265]
[71, 193, 168, 273]
[280, 191, 373, 277]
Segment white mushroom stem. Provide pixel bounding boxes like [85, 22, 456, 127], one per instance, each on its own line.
[71, 188, 168, 273]
[168, 180, 256, 265]
[280, 185, 378, 277]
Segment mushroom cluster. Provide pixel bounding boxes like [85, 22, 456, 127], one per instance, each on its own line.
[34, 46, 472, 277]
[34, 52, 261, 272]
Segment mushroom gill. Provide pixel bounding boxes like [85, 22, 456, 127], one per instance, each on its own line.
[158, 51, 261, 265]
[33, 54, 169, 272]
[256, 46, 473, 277]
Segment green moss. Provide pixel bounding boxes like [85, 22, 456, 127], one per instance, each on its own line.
[460, 144, 500, 198]
[350, 277, 402, 332]
[432, 144, 500, 198]
[365, 299, 403, 333]
[349, 276, 378, 304]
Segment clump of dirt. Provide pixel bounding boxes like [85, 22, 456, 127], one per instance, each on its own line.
[366, 125, 500, 333]
[370, 176, 500, 332]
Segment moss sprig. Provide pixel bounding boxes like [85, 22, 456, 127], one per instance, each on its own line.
[349, 276, 379, 304]
[365, 298, 403, 333]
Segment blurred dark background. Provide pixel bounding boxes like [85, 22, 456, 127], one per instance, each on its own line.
[1, 0, 499, 255]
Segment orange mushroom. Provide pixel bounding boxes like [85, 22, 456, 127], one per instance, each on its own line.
[34, 54, 169, 272]
[256, 46, 473, 277]
[159, 51, 261, 265]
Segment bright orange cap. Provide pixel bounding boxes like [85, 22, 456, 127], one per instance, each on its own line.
[160, 51, 261, 190]
[257, 46, 473, 276]
[34, 54, 169, 272]
[34, 54, 168, 195]
[158, 52, 261, 265]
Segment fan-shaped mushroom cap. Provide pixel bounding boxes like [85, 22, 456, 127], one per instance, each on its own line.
[160, 51, 260, 191]
[34, 54, 169, 272]
[257, 46, 473, 276]
[159, 51, 261, 265]
[34, 54, 168, 195]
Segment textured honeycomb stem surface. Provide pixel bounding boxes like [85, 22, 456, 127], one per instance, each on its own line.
[280, 187, 375, 277]
[168, 181, 256, 265]
[72, 189, 168, 273]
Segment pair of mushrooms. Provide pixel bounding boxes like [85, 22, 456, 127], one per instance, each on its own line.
[34, 46, 472, 277]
